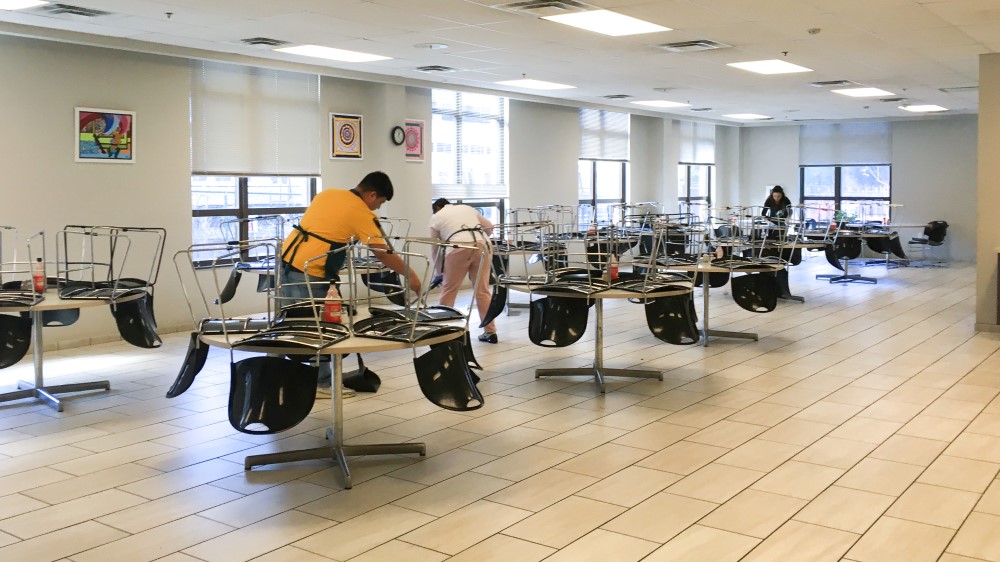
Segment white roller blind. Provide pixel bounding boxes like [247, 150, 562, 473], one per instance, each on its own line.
[580, 109, 629, 160]
[678, 120, 715, 163]
[799, 122, 891, 165]
[190, 60, 321, 175]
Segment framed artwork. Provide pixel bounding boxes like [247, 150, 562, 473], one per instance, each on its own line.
[331, 113, 363, 159]
[404, 119, 424, 162]
[75, 108, 135, 163]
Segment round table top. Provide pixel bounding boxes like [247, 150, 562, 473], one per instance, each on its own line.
[0, 288, 131, 313]
[508, 282, 692, 300]
[665, 262, 784, 274]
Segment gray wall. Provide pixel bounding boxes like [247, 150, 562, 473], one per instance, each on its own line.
[508, 100, 579, 210]
[738, 126, 801, 207]
[977, 53, 1000, 329]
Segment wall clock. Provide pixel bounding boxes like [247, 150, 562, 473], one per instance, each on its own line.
[391, 125, 405, 146]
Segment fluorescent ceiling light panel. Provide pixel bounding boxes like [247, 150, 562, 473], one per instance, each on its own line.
[831, 87, 895, 97]
[273, 45, 390, 62]
[631, 100, 690, 108]
[899, 104, 947, 113]
[542, 10, 670, 36]
[723, 113, 771, 120]
[496, 78, 575, 90]
[0, 0, 47, 9]
[727, 59, 813, 74]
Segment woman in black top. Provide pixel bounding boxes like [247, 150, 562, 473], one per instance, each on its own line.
[763, 185, 792, 218]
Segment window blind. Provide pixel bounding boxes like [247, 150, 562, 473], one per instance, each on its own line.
[580, 109, 629, 160]
[799, 122, 891, 165]
[431, 89, 508, 199]
[678, 120, 715, 164]
[190, 60, 321, 175]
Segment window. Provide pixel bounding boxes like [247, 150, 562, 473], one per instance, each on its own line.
[432, 90, 508, 201]
[677, 121, 716, 208]
[800, 165, 892, 222]
[677, 164, 714, 206]
[191, 175, 319, 263]
[579, 109, 629, 224]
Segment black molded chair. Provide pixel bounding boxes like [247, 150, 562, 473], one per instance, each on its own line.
[228, 356, 319, 434]
[908, 221, 948, 265]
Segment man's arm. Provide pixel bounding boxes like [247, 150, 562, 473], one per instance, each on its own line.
[369, 243, 422, 295]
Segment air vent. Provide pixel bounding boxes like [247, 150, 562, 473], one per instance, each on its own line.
[809, 79, 855, 88]
[658, 40, 731, 53]
[415, 65, 457, 73]
[939, 85, 978, 93]
[491, 0, 591, 18]
[34, 3, 109, 17]
[241, 37, 290, 47]
[689, 107, 713, 112]
[602, 94, 633, 99]
[880, 97, 907, 103]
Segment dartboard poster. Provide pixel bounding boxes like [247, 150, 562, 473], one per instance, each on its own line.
[331, 113, 362, 159]
[76, 108, 135, 163]
[404, 119, 423, 162]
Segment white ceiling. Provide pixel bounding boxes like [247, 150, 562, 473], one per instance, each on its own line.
[1, 0, 995, 124]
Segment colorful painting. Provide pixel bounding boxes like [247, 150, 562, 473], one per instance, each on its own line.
[331, 113, 363, 159]
[76, 108, 135, 162]
[404, 119, 424, 162]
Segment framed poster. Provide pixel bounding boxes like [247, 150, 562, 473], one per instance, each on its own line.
[404, 119, 424, 162]
[75, 108, 135, 163]
[331, 113, 363, 159]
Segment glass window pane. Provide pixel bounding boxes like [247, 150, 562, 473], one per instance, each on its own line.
[595, 202, 615, 224]
[192, 176, 238, 210]
[677, 165, 688, 198]
[801, 200, 835, 223]
[192, 216, 234, 262]
[802, 167, 835, 197]
[578, 161, 594, 202]
[595, 161, 623, 200]
[462, 118, 501, 185]
[841, 165, 890, 198]
[247, 176, 310, 208]
[688, 165, 711, 198]
[432, 113, 457, 185]
[432, 89, 457, 112]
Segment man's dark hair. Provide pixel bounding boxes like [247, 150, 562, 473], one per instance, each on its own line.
[432, 198, 450, 212]
[356, 171, 394, 200]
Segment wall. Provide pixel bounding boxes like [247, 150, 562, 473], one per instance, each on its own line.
[629, 115, 667, 204]
[714, 125, 741, 208]
[508, 100, 579, 209]
[738, 126, 800, 206]
[977, 53, 1000, 329]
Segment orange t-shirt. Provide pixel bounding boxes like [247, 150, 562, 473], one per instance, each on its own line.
[281, 189, 385, 277]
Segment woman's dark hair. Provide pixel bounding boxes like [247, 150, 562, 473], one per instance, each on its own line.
[356, 171, 394, 200]
[771, 185, 785, 195]
[432, 198, 450, 212]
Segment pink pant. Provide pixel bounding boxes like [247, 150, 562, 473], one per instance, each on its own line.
[439, 245, 495, 333]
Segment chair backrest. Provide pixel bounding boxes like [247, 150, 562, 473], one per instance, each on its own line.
[926, 221, 948, 244]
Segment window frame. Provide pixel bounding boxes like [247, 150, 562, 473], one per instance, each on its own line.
[677, 162, 714, 206]
[578, 158, 628, 225]
[799, 164, 892, 222]
[431, 90, 508, 199]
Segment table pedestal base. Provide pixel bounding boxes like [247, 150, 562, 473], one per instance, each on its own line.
[705, 329, 758, 342]
[536, 366, 662, 393]
[0, 379, 110, 412]
[245, 427, 425, 489]
[818, 273, 877, 284]
[776, 269, 805, 303]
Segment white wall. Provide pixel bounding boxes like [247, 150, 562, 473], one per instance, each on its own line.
[508, 100, 579, 209]
[737, 126, 800, 206]
[714, 125, 741, 208]
[977, 53, 1000, 328]
[629, 115, 667, 204]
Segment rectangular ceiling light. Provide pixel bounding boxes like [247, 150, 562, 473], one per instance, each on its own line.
[543, 10, 670, 36]
[727, 59, 812, 75]
[899, 104, 947, 113]
[496, 78, 575, 90]
[0, 0, 47, 9]
[631, 100, 690, 108]
[723, 113, 772, 120]
[832, 87, 895, 97]
[274, 45, 390, 63]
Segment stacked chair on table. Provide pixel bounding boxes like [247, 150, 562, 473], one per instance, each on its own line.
[0, 227, 45, 368]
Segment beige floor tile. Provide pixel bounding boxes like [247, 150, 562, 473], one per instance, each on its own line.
[638, 389, 711, 412]
[758, 418, 836, 446]
[0, 521, 126, 561]
[940, 553, 990, 562]
[472, 445, 574, 481]
[948, 512, 1000, 560]
[449, 409, 540, 435]
[764, 385, 831, 408]
[520, 407, 605, 434]
[345, 540, 447, 562]
[794, 486, 896, 534]
[700, 387, 769, 409]
[869, 434, 949, 466]
[636, 440, 729, 475]
[116, 458, 243, 499]
[976, 479, 1000, 515]
[601, 492, 716, 542]
[942, 384, 1000, 404]
[825, 386, 888, 407]
[0, 493, 48, 521]
[967, 412, 1000, 437]
[504, 495, 625, 548]
[536, 423, 628, 453]
[741, 520, 859, 562]
[392, 471, 512, 516]
[554, 443, 651, 478]
[700, 488, 806, 538]
[542, 528, 659, 562]
[97, 484, 244, 534]
[666, 463, 764, 503]
[0, 488, 146, 539]
[883, 383, 945, 406]
[295, 504, 432, 560]
[857, 399, 925, 423]
[836, 458, 923, 496]
[644, 525, 759, 562]
[847, 516, 954, 562]
[448, 533, 554, 562]
[0, 466, 73, 496]
[887, 482, 980, 529]
[827, 417, 904, 444]
[923, 398, 987, 421]
[794, 401, 864, 425]
[389, 448, 497, 485]
[457, 426, 555, 456]
[72, 515, 235, 562]
[751, 460, 845, 500]
[918, 455, 1000, 492]
[398, 500, 531, 555]
[297, 476, 424, 522]
[686, 420, 767, 449]
[663, 404, 738, 428]
[198, 481, 335, 527]
[487, 468, 598, 511]
[727, 401, 801, 427]
[946, 433, 1000, 464]
[898, 415, 969, 441]
[250, 545, 339, 562]
[508, 392, 592, 415]
[576, 465, 681, 507]
[21, 462, 162, 504]
[715, 438, 803, 472]
[590, 405, 671, 430]
[50, 442, 176, 476]
[610, 422, 697, 451]
[794, 436, 879, 470]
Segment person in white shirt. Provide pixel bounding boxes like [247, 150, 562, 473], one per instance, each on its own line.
[429, 198, 498, 343]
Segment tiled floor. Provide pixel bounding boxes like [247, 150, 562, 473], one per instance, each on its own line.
[2, 257, 1000, 561]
